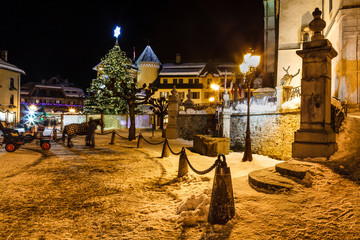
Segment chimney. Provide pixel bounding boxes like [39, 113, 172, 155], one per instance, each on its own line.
[1, 50, 8, 62]
[176, 53, 181, 64]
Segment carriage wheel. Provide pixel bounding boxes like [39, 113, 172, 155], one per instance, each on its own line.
[5, 143, 17, 152]
[41, 141, 51, 150]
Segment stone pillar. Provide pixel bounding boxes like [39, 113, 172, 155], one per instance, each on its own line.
[292, 8, 338, 158]
[276, 85, 293, 109]
[166, 86, 180, 139]
[221, 90, 231, 138]
[221, 108, 231, 138]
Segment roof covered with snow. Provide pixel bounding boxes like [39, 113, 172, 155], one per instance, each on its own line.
[135, 45, 161, 65]
[159, 61, 238, 77]
[0, 58, 25, 74]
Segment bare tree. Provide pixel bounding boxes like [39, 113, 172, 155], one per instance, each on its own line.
[107, 78, 157, 140]
[149, 97, 168, 130]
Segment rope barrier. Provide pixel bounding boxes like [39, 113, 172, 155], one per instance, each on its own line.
[115, 132, 129, 140]
[183, 150, 222, 175]
[94, 131, 113, 135]
[139, 134, 166, 145]
[166, 141, 183, 155]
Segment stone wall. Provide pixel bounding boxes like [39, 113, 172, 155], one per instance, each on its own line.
[230, 111, 300, 160]
[177, 114, 216, 140]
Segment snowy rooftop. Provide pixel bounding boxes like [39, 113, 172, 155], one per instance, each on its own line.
[159, 62, 238, 77]
[135, 45, 161, 65]
[0, 58, 25, 74]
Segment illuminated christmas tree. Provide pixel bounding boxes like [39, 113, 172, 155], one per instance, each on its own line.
[84, 27, 133, 114]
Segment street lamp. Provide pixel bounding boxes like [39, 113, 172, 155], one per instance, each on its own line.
[240, 53, 260, 162]
[211, 84, 220, 103]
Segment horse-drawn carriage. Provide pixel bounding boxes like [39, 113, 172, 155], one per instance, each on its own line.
[0, 121, 52, 152]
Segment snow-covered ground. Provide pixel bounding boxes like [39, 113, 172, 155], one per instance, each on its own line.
[0, 116, 359, 239]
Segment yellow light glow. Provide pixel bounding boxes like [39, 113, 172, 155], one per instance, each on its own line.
[29, 105, 37, 111]
[209, 97, 215, 102]
[240, 63, 250, 74]
[211, 84, 219, 91]
[69, 108, 76, 113]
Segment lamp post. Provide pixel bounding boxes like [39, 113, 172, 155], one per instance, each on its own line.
[239, 53, 260, 162]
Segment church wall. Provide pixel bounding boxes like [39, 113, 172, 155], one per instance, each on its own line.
[277, 49, 302, 87]
[277, 0, 321, 86]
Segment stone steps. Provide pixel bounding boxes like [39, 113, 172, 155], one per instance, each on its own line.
[248, 162, 313, 193]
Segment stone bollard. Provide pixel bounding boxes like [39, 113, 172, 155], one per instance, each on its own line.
[137, 134, 143, 148]
[177, 149, 188, 177]
[208, 154, 235, 225]
[161, 139, 170, 158]
[109, 131, 116, 145]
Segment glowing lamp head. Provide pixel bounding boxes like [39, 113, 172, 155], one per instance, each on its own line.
[209, 97, 215, 102]
[114, 26, 121, 38]
[248, 55, 260, 68]
[240, 63, 250, 74]
[69, 108, 76, 114]
[29, 105, 37, 111]
[211, 84, 220, 91]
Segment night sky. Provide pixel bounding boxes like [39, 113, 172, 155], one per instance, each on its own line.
[0, 0, 264, 90]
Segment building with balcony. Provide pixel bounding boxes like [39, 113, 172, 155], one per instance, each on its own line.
[20, 76, 85, 115]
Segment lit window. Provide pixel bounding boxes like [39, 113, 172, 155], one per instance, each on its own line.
[191, 92, 200, 99]
[178, 92, 185, 100]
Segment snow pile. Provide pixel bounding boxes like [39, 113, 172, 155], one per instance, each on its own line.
[331, 97, 342, 109]
[234, 102, 277, 113]
[177, 193, 210, 226]
[179, 109, 207, 115]
[281, 96, 300, 110]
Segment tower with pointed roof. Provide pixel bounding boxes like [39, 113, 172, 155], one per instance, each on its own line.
[135, 45, 161, 86]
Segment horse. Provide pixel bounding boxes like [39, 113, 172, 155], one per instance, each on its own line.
[62, 118, 103, 148]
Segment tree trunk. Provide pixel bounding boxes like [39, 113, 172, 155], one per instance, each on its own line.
[159, 114, 164, 130]
[129, 103, 136, 141]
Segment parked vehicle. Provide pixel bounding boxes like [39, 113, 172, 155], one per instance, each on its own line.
[0, 121, 52, 152]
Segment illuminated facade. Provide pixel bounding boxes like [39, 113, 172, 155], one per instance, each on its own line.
[153, 61, 239, 104]
[264, 0, 360, 105]
[0, 50, 25, 123]
[20, 76, 85, 114]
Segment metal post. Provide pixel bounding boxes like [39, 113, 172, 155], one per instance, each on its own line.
[109, 131, 116, 145]
[242, 76, 252, 162]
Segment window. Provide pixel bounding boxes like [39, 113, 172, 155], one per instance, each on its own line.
[179, 79, 183, 84]
[173, 79, 178, 84]
[21, 98, 25, 103]
[204, 92, 213, 99]
[329, 0, 332, 12]
[195, 79, 199, 84]
[36, 99, 40, 104]
[9, 77, 15, 90]
[160, 92, 169, 98]
[191, 92, 200, 99]
[189, 79, 193, 84]
[56, 100, 61, 104]
[10, 95, 14, 105]
[163, 79, 168, 84]
[178, 92, 185, 100]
